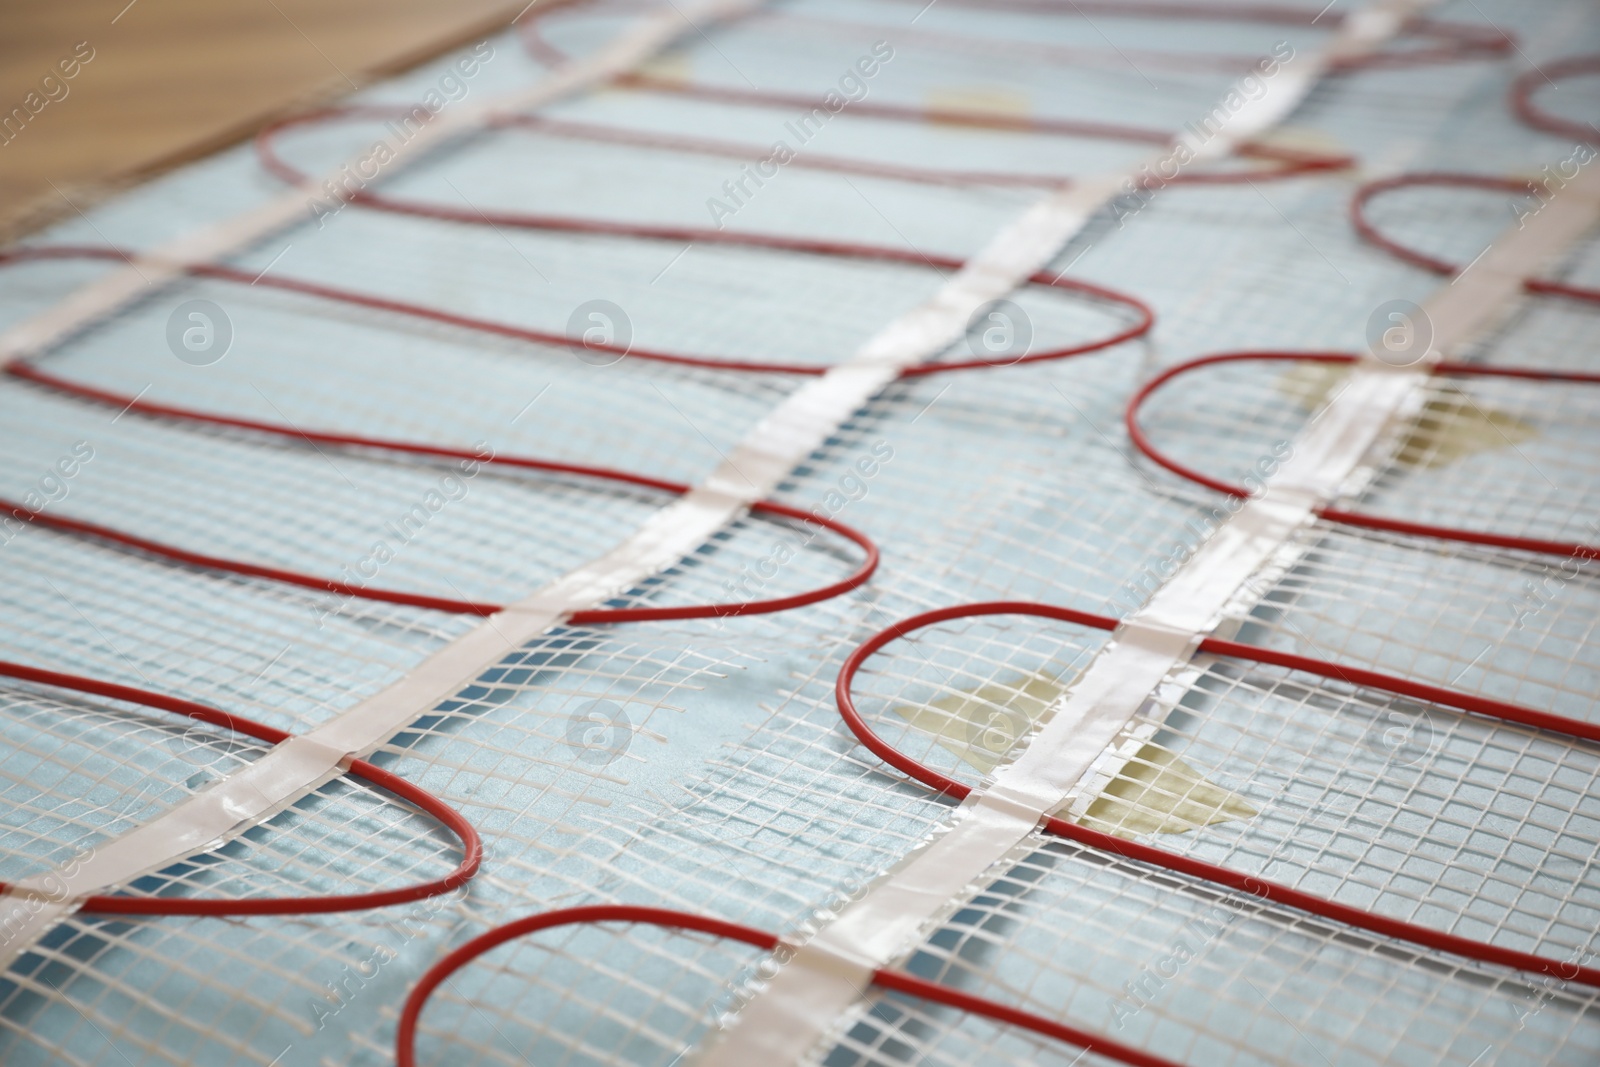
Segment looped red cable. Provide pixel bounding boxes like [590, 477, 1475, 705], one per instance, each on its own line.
[0, 470, 876, 624]
[0, 659, 481, 916]
[0, 258, 879, 621]
[262, 103, 1348, 194]
[1352, 173, 1600, 303]
[527, 0, 1512, 73]
[1325, 17, 1513, 71]
[585, 80, 1352, 184]
[836, 600, 1600, 989]
[510, 12, 1354, 185]
[1125, 351, 1600, 560]
[394, 903, 1188, 1067]
[15, 240, 1149, 383]
[270, 104, 1091, 191]
[1510, 53, 1600, 143]
[858, 0, 1515, 71]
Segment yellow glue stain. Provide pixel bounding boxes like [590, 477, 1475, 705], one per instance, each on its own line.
[924, 86, 1031, 127]
[1275, 361, 1346, 412]
[1276, 363, 1538, 470]
[892, 670, 1065, 776]
[634, 51, 694, 84]
[1075, 743, 1258, 840]
[1247, 125, 1346, 160]
[891, 671, 1255, 838]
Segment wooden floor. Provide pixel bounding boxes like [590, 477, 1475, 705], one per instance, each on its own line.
[0, 0, 539, 238]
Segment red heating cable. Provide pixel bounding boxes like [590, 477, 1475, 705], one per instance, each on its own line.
[1, 48, 1153, 1033]
[835, 600, 1600, 990]
[515, 78, 1351, 186]
[394, 903, 1189, 1067]
[369, 11, 1550, 1059]
[0, 238, 1135, 615]
[266, 105, 1138, 192]
[1351, 173, 1600, 304]
[1349, 53, 1600, 303]
[735, 10, 1289, 77]
[1124, 351, 1600, 560]
[0, 198, 1142, 928]
[260, 105, 1348, 192]
[1, 5, 1530, 1046]
[256, 116, 1157, 371]
[0, 659, 481, 916]
[0, 461, 878, 623]
[4, 242, 1152, 379]
[0, 255, 883, 622]
[1509, 53, 1600, 143]
[527, 0, 1512, 75]
[864, 0, 1514, 72]
[507, 5, 1356, 186]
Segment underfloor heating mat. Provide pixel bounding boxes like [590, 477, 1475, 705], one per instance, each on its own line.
[0, 0, 1597, 1065]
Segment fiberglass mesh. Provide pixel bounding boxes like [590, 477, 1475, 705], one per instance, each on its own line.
[1, 0, 1598, 1064]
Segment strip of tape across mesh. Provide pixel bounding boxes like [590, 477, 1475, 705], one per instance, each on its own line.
[689, 4, 1600, 1064]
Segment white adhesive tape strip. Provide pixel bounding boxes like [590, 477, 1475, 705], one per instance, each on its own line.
[700, 798, 1064, 1065]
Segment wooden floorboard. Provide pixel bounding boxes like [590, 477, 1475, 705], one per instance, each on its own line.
[0, 0, 545, 238]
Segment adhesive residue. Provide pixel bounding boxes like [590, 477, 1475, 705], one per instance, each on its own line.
[1278, 362, 1537, 469]
[893, 670, 1256, 838]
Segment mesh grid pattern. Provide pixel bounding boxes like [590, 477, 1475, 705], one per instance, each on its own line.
[0, 684, 466, 906]
[1, 0, 1598, 1064]
[847, 611, 1600, 966]
[411, 924, 766, 1067]
[840, 837, 1600, 1067]
[1221, 523, 1600, 720]
[1132, 355, 1600, 549]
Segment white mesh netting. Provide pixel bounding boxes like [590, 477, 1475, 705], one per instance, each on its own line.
[1, 0, 1597, 1065]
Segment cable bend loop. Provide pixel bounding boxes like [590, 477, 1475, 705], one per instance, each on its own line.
[1351, 173, 1600, 304]
[6, 235, 1153, 379]
[395, 903, 1190, 1067]
[0, 482, 879, 624]
[835, 601, 1600, 989]
[1125, 351, 1600, 560]
[0, 659, 482, 917]
[1510, 53, 1600, 143]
